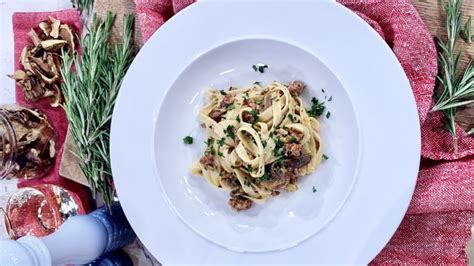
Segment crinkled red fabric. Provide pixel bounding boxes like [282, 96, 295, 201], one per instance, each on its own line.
[12, 9, 91, 213]
[134, 0, 473, 263]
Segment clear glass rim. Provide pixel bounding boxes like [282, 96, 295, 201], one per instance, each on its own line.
[0, 110, 17, 180]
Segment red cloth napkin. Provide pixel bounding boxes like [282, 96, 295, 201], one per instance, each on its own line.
[12, 9, 91, 213]
[135, 0, 474, 264]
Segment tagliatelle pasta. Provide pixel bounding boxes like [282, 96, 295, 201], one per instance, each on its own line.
[191, 81, 323, 211]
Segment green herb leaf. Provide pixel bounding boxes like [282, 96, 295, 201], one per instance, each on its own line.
[322, 154, 329, 161]
[227, 103, 235, 111]
[326, 111, 331, 119]
[307, 97, 326, 118]
[259, 173, 270, 181]
[205, 137, 214, 147]
[220, 90, 227, 96]
[312, 186, 317, 193]
[236, 115, 241, 122]
[290, 136, 298, 143]
[245, 165, 253, 173]
[225, 125, 236, 139]
[255, 99, 263, 105]
[250, 108, 260, 124]
[273, 138, 284, 157]
[252, 64, 268, 73]
[261, 140, 267, 147]
[217, 137, 225, 147]
[183, 136, 193, 144]
[253, 81, 261, 85]
[328, 96, 333, 102]
[217, 151, 224, 157]
[288, 113, 296, 122]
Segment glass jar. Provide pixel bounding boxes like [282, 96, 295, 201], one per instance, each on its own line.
[0, 184, 83, 240]
[0, 105, 56, 180]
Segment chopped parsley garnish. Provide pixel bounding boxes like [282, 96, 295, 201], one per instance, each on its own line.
[322, 154, 329, 160]
[217, 151, 223, 157]
[220, 90, 227, 95]
[255, 99, 263, 105]
[236, 115, 241, 122]
[227, 103, 235, 111]
[328, 96, 333, 102]
[225, 125, 236, 139]
[205, 137, 214, 147]
[288, 113, 296, 122]
[259, 173, 270, 181]
[245, 165, 253, 173]
[252, 64, 268, 73]
[326, 112, 331, 119]
[290, 136, 298, 143]
[269, 132, 274, 138]
[321, 88, 325, 93]
[261, 140, 267, 147]
[253, 81, 261, 85]
[204, 138, 215, 155]
[274, 157, 285, 166]
[244, 91, 250, 98]
[307, 97, 326, 118]
[273, 138, 284, 157]
[204, 146, 216, 156]
[217, 137, 225, 147]
[250, 109, 260, 124]
[312, 186, 317, 193]
[183, 136, 193, 144]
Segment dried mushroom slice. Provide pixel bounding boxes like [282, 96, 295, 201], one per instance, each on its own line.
[49, 16, 61, 39]
[59, 24, 75, 54]
[7, 70, 27, 80]
[8, 18, 78, 107]
[44, 85, 62, 108]
[40, 39, 67, 52]
[39, 21, 52, 37]
[28, 29, 41, 46]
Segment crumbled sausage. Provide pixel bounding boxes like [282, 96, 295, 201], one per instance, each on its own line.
[285, 154, 312, 169]
[243, 98, 257, 109]
[230, 186, 245, 197]
[260, 167, 293, 191]
[287, 81, 305, 96]
[242, 111, 255, 124]
[284, 143, 303, 157]
[229, 196, 252, 211]
[208, 108, 226, 122]
[219, 94, 233, 108]
[199, 154, 214, 168]
[287, 128, 304, 142]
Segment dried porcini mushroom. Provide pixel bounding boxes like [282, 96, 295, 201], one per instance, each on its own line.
[8, 17, 77, 107]
[0, 105, 56, 179]
[41, 39, 67, 52]
[49, 16, 61, 39]
[39, 21, 51, 36]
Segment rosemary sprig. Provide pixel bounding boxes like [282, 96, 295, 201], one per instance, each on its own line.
[431, 0, 473, 152]
[71, 0, 94, 14]
[61, 12, 134, 207]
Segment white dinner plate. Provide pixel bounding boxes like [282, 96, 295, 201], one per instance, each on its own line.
[111, 0, 420, 264]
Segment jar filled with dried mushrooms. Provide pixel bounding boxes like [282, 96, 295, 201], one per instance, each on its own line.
[0, 105, 56, 180]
